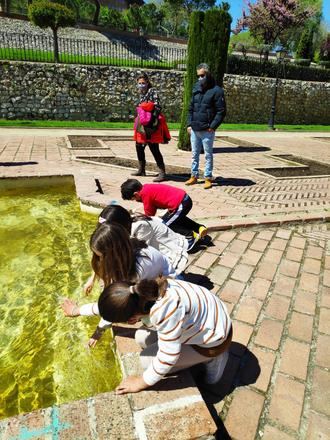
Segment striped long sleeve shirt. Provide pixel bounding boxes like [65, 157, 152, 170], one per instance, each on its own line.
[143, 279, 231, 386]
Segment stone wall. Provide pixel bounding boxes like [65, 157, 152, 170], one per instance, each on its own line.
[0, 60, 329, 124]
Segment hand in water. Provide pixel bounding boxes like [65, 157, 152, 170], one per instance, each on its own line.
[83, 276, 95, 295]
[87, 337, 98, 348]
[61, 298, 80, 317]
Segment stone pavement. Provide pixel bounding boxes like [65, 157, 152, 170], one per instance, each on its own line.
[0, 128, 329, 439]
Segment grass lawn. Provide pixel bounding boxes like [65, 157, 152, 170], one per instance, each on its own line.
[0, 48, 178, 69]
[0, 119, 329, 132]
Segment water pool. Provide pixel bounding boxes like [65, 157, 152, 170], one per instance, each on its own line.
[0, 178, 121, 419]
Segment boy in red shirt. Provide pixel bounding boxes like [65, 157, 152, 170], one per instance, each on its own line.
[121, 179, 207, 245]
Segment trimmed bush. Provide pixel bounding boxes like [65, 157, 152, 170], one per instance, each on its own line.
[294, 59, 311, 66]
[227, 55, 330, 82]
[319, 61, 330, 69]
[28, 0, 76, 63]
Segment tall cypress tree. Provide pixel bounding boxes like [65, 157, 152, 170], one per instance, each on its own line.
[203, 7, 232, 86]
[178, 5, 232, 151]
[178, 11, 205, 151]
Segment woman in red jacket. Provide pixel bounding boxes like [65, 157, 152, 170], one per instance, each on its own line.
[132, 73, 171, 182]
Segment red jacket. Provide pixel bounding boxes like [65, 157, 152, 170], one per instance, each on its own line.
[134, 102, 171, 144]
[138, 183, 186, 216]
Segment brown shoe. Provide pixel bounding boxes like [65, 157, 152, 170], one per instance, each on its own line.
[185, 176, 198, 186]
[204, 178, 213, 189]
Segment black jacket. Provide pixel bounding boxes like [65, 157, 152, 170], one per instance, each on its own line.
[187, 79, 226, 131]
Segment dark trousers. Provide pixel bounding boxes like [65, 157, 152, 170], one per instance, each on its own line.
[136, 142, 165, 168]
[162, 195, 202, 237]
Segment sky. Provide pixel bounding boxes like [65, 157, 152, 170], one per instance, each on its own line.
[225, 0, 330, 31]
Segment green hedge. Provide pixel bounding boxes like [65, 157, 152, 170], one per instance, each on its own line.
[227, 55, 330, 82]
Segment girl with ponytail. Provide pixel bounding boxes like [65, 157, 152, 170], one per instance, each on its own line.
[97, 277, 232, 394]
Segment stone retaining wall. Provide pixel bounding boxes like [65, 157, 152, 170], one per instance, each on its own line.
[0, 61, 329, 124]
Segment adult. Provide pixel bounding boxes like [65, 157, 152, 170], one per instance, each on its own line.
[185, 63, 226, 190]
[132, 73, 170, 182]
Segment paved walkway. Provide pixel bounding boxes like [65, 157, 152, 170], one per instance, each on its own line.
[0, 129, 329, 439]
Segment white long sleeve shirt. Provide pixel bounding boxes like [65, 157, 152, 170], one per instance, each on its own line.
[131, 217, 188, 276]
[79, 245, 177, 328]
[142, 279, 231, 386]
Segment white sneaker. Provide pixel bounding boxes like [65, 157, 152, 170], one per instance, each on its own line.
[204, 351, 229, 384]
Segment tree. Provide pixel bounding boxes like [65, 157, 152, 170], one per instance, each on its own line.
[165, 0, 215, 15]
[159, 0, 188, 36]
[91, 0, 100, 25]
[295, 26, 314, 60]
[140, 3, 165, 34]
[100, 7, 126, 30]
[178, 4, 231, 150]
[28, 0, 76, 63]
[123, 4, 146, 32]
[229, 30, 258, 53]
[319, 33, 330, 61]
[287, 0, 323, 60]
[234, 0, 316, 59]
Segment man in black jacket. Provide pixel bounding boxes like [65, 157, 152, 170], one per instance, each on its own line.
[185, 63, 226, 189]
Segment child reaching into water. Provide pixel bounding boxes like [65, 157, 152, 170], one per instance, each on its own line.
[120, 179, 207, 243]
[99, 204, 190, 271]
[62, 222, 178, 346]
[97, 276, 232, 394]
[83, 204, 188, 294]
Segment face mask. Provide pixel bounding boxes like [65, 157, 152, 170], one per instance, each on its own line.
[198, 77, 207, 85]
[137, 83, 147, 89]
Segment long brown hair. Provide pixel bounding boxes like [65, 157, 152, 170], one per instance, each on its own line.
[90, 223, 147, 287]
[98, 277, 168, 323]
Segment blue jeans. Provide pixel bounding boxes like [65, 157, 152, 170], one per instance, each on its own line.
[190, 129, 215, 178]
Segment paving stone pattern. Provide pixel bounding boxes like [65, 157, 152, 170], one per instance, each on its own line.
[0, 129, 329, 439]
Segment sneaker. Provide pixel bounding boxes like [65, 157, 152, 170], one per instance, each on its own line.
[204, 178, 213, 189]
[204, 351, 229, 384]
[185, 176, 198, 186]
[198, 226, 208, 239]
[187, 232, 199, 251]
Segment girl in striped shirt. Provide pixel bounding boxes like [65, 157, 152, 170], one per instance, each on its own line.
[98, 277, 232, 394]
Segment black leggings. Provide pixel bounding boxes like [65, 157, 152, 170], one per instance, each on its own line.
[136, 142, 165, 168]
[162, 195, 202, 238]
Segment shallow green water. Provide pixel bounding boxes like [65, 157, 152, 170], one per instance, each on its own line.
[0, 181, 121, 419]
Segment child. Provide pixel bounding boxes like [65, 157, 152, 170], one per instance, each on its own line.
[98, 204, 190, 275]
[62, 222, 178, 346]
[120, 179, 207, 242]
[83, 205, 189, 294]
[97, 277, 232, 394]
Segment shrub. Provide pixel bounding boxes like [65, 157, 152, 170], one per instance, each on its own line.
[294, 59, 311, 67]
[99, 7, 126, 30]
[319, 61, 330, 69]
[227, 55, 330, 82]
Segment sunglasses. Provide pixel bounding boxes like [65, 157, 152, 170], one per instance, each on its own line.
[197, 74, 205, 78]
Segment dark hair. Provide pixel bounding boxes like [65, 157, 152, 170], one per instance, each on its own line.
[136, 72, 152, 89]
[98, 277, 168, 323]
[121, 179, 143, 200]
[99, 205, 132, 233]
[90, 223, 147, 287]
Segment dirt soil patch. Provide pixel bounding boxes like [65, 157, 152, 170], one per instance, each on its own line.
[68, 135, 132, 149]
[255, 154, 330, 177]
[77, 156, 192, 176]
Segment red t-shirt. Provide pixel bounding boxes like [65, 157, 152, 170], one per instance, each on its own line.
[138, 183, 186, 216]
